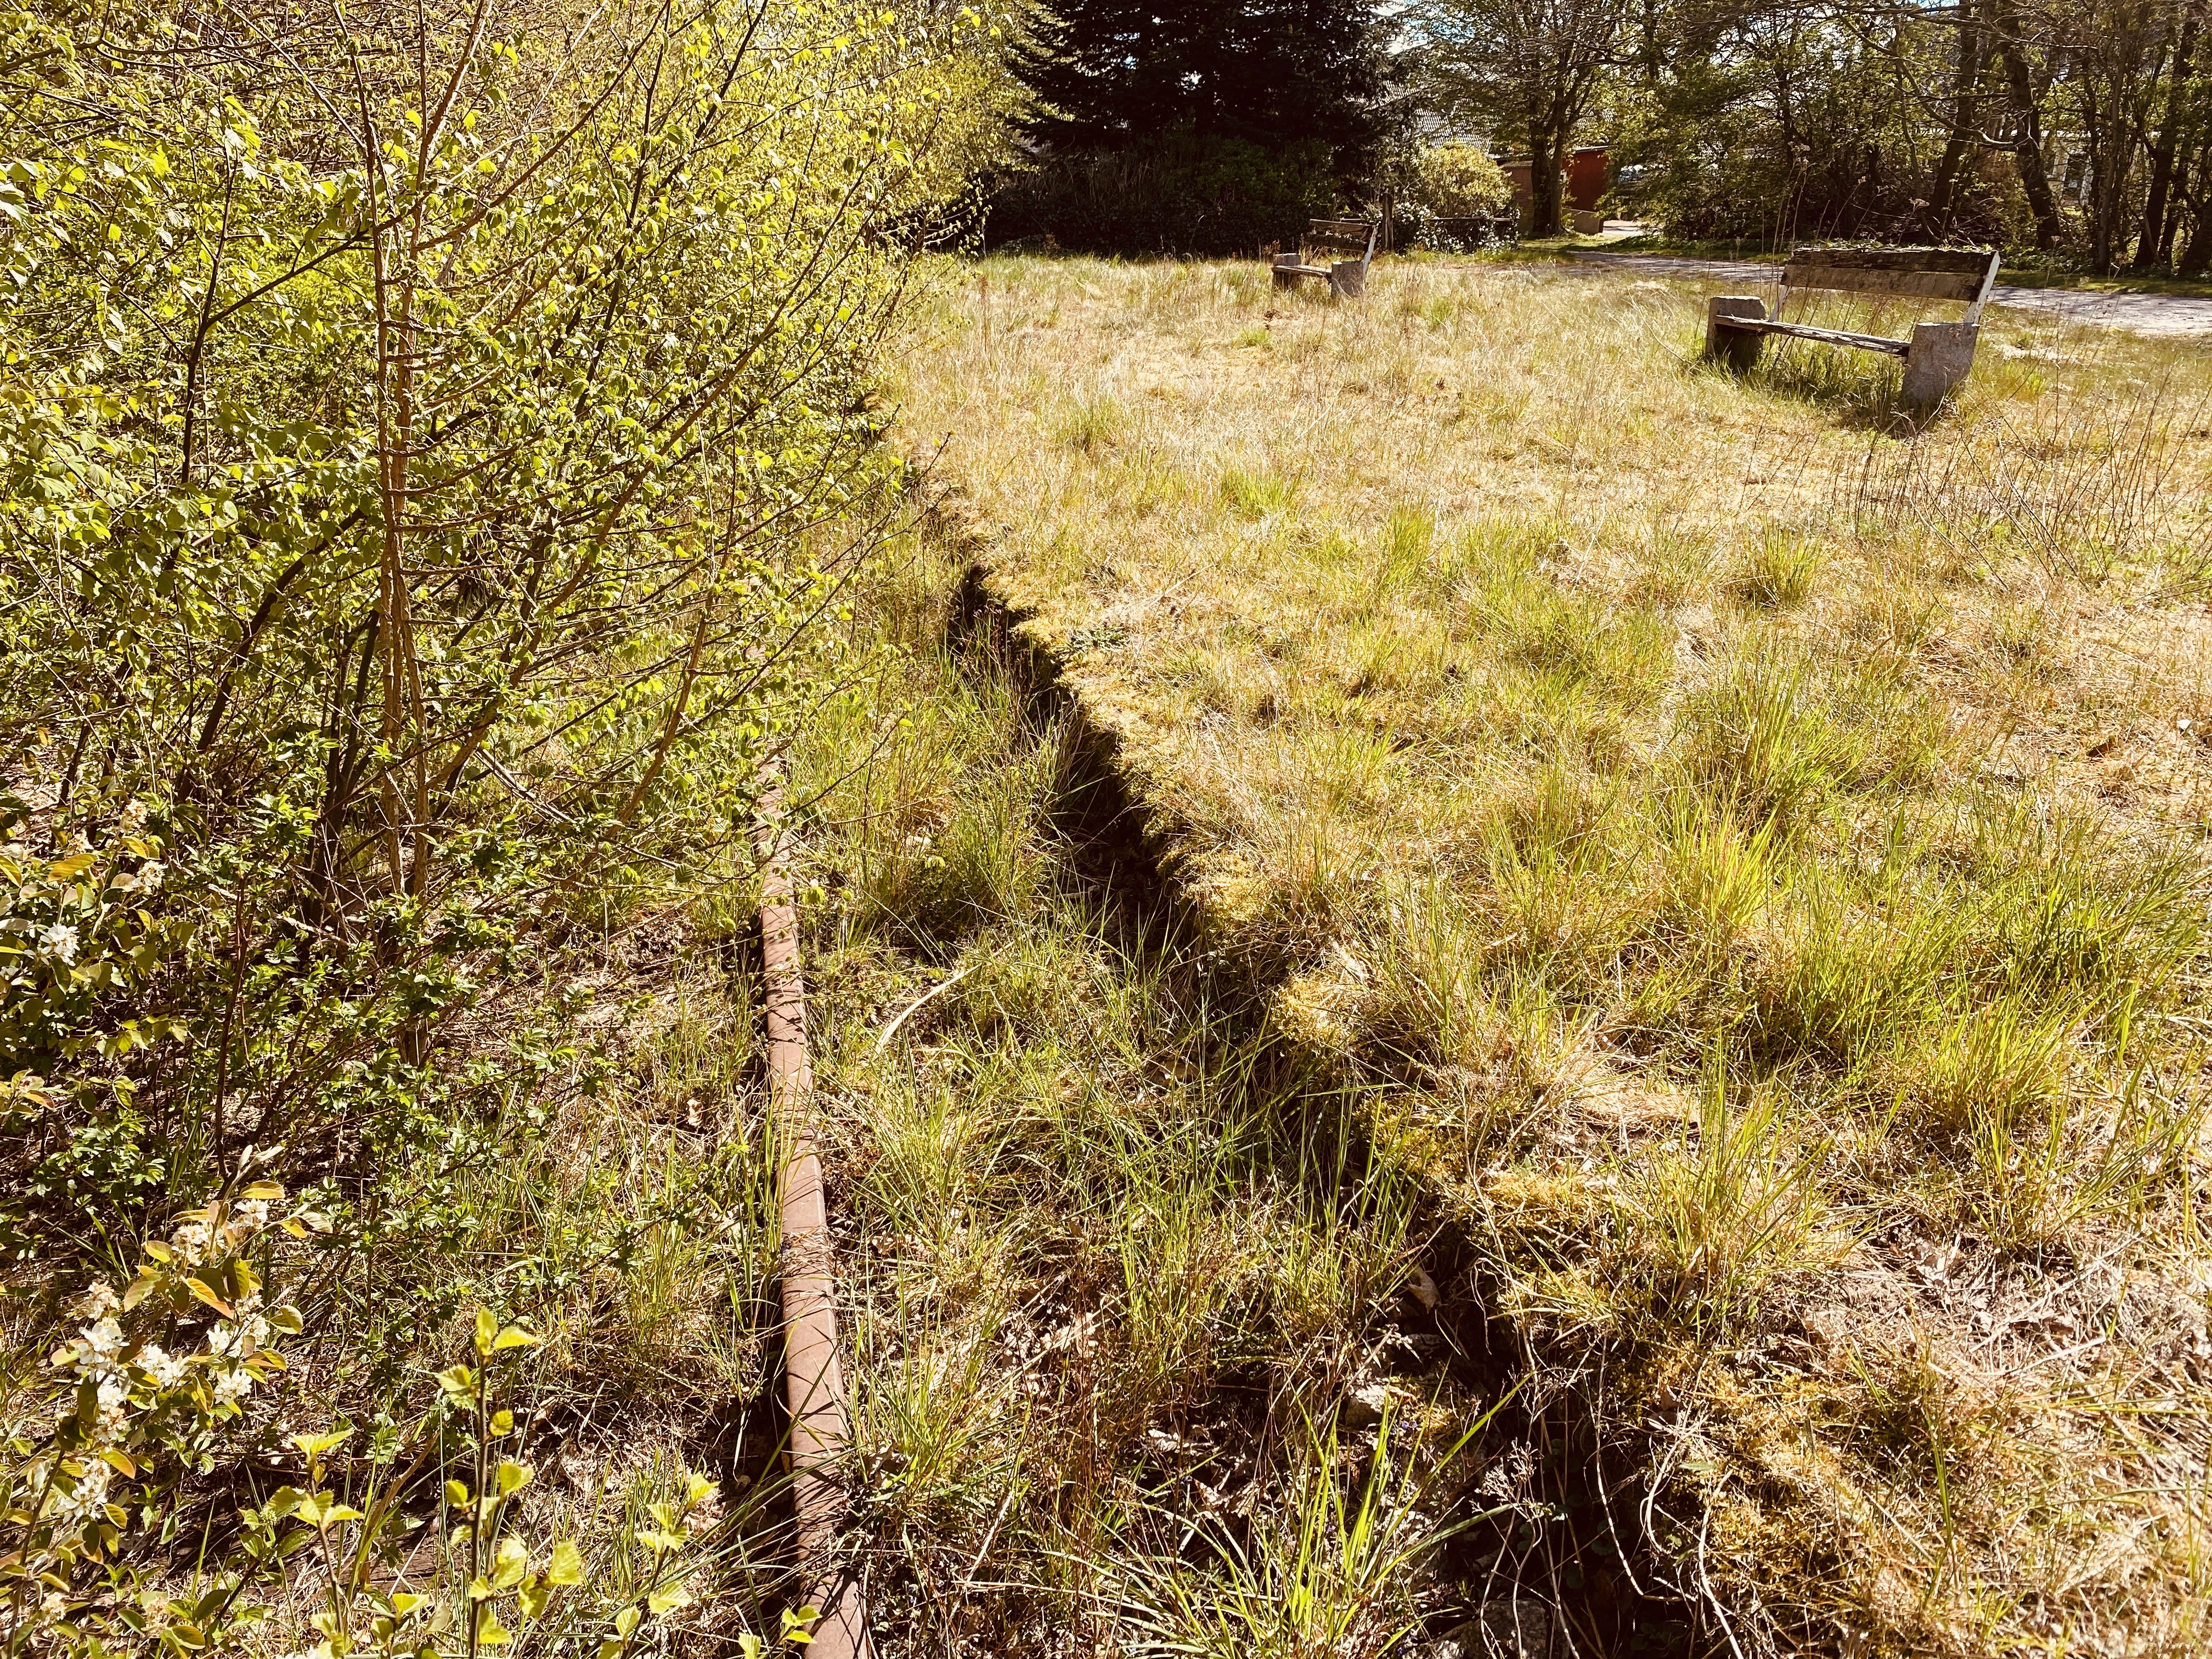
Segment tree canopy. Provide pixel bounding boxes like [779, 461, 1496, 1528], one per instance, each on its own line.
[1024, 0, 1386, 158]
[995, 0, 1390, 253]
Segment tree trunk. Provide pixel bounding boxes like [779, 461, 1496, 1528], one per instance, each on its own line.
[2183, 170, 2212, 272]
[2184, 219, 2212, 272]
[1528, 119, 1565, 235]
[1929, 0, 1992, 232]
[2083, 68, 2138, 276]
[1994, 9, 2064, 249]
[2135, 5, 2202, 270]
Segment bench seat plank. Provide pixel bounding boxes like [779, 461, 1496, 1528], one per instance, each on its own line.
[1716, 317, 1911, 357]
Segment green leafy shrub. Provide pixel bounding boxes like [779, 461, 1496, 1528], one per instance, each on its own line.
[0, 0, 1013, 1649]
[1407, 144, 1512, 218]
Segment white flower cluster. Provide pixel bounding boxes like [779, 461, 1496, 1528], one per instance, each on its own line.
[110, 859, 163, 894]
[47, 1200, 292, 1462]
[134, 1344, 187, 1388]
[33, 1456, 113, 1530]
[169, 1217, 213, 1266]
[38, 922, 80, 965]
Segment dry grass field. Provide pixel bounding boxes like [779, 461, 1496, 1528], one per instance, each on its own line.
[851, 255, 2212, 1656]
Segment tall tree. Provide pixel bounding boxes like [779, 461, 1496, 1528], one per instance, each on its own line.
[1926, 0, 1997, 233]
[1022, 1, 1385, 168]
[997, 1, 1387, 252]
[1988, 0, 2067, 247]
[2132, 0, 2203, 267]
[1416, 0, 1631, 236]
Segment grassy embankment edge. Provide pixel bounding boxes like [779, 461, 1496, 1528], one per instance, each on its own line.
[900, 476, 1685, 1625]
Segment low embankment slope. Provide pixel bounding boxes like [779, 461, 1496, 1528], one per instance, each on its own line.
[902, 255, 2212, 1656]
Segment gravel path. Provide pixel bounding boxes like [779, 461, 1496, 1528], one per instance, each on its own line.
[1566, 251, 2212, 338]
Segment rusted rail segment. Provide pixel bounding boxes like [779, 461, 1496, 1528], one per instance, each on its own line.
[754, 765, 873, 1659]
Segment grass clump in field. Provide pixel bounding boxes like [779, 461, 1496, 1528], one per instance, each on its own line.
[897, 253, 2212, 1656]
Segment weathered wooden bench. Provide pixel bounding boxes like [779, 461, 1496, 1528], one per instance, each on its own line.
[1703, 246, 2002, 410]
[1273, 217, 1380, 297]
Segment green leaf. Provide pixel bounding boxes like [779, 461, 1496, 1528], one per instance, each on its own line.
[645, 1584, 691, 1616]
[495, 1459, 532, 1495]
[545, 1539, 584, 1586]
[292, 1428, 351, 1460]
[492, 1323, 542, 1351]
[614, 1606, 641, 1639]
[473, 1307, 498, 1359]
[492, 1535, 529, 1590]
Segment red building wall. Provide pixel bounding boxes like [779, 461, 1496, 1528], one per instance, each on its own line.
[1567, 148, 1608, 212]
[1503, 149, 1609, 214]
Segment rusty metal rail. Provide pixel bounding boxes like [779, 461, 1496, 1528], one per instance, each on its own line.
[754, 764, 873, 1659]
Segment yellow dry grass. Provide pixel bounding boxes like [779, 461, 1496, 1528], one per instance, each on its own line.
[898, 254, 2212, 1657]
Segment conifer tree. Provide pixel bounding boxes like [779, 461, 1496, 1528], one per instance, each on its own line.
[999, 1, 1387, 252]
[1024, 0, 1384, 160]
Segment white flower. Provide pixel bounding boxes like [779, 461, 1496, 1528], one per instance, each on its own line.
[44, 1459, 110, 1525]
[38, 923, 80, 964]
[210, 1367, 254, 1407]
[170, 1219, 211, 1265]
[117, 801, 149, 836]
[136, 1343, 187, 1388]
[73, 1282, 120, 1319]
[81, 1315, 125, 1358]
[234, 1199, 270, 1229]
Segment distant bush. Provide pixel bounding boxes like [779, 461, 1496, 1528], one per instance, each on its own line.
[1409, 144, 1513, 218]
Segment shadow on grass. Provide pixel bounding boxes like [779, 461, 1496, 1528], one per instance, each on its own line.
[1687, 340, 1961, 435]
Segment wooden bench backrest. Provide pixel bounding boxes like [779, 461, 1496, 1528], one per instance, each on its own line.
[1784, 247, 2000, 304]
[1306, 218, 1378, 251]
